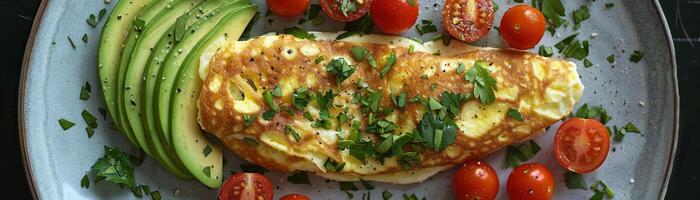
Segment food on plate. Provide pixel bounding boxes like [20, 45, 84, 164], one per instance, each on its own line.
[442, 0, 495, 42]
[219, 173, 274, 200]
[279, 194, 312, 200]
[266, 0, 309, 18]
[321, 0, 372, 22]
[554, 118, 610, 173]
[452, 161, 499, 200]
[499, 5, 546, 50]
[196, 32, 584, 183]
[507, 163, 555, 200]
[370, 0, 419, 34]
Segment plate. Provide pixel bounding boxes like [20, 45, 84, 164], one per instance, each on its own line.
[19, 0, 678, 199]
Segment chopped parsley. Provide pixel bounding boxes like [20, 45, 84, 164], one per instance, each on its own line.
[607, 54, 616, 63]
[572, 5, 590, 30]
[465, 61, 498, 104]
[456, 62, 466, 74]
[555, 33, 589, 60]
[351, 46, 371, 61]
[337, 14, 374, 40]
[58, 118, 75, 130]
[287, 171, 311, 185]
[86, 9, 107, 27]
[263, 90, 278, 111]
[415, 20, 437, 35]
[541, 0, 568, 32]
[67, 36, 76, 49]
[367, 55, 378, 68]
[504, 140, 541, 168]
[605, 3, 615, 8]
[82, 109, 98, 129]
[292, 86, 311, 110]
[80, 81, 91, 100]
[507, 108, 525, 121]
[629, 50, 645, 63]
[565, 171, 587, 190]
[240, 164, 268, 174]
[262, 109, 276, 121]
[326, 58, 357, 84]
[151, 191, 161, 200]
[303, 111, 314, 121]
[440, 91, 465, 117]
[91, 146, 135, 187]
[392, 92, 407, 108]
[324, 158, 346, 172]
[283, 27, 316, 40]
[315, 56, 325, 64]
[382, 190, 393, 200]
[574, 103, 612, 124]
[417, 112, 457, 152]
[584, 58, 593, 68]
[242, 114, 256, 127]
[408, 44, 415, 53]
[590, 180, 615, 199]
[82, 34, 88, 43]
[379, 51, 397, 78]
[202, 145, 212, 157]
[81, 174, 90, 188]
[285, 124, 302, 142]
[360, 179, 375, 190]
[539, 46, 554, 57]
[339, 181, 359, 191]
[614, 122, 641, 142]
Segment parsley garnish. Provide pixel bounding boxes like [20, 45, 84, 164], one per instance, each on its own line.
[287, 171, 311, 185]
[337, 14, 374, 40]
[417, 112, 457, 151]
[565, 171, 587, 190]
[292, 86, 311, 110]
[504, 140, 541, 168]
[58, 119, 75, 130]
[379, 51, 397, 78]
[590, 180, 615, 199]
[151, 191, 161, 200]
[81, 174, 90, 188]
[440, 91, 465, 117]
[326, 58, 357, 84]
[507, 108, 525, 121]
[80, 81, 91, 100]
[351, 46, 371, 61]
[324, 158, 346, 172]
[408, 44, 415, 53]
[262, 110, 276, 121]
[339, 181, 359, 191]
[283, 27, 317, 40]
[382, 190, 393, 200]
[392, 92, 407, 108]
[456, 62, 466, 73]
[242, 114, 256, 127]
[202, 145, 212, 157]
[285, 124, 302, 142]
[629, 50, 645, 63]
[614, 122, 641, 142]
[584, 59, 593, 68]
[82, 109, 98, 129]
[607, 54, 616, 63]
[240, 164, 268, 174]
[541, 0, 567, 32]
[91, 146, 135, 187]
[82, 34, 88, 43]
[86, 9, 107, 28]
[605, 3, 614, 8]
[465, 62, 497, 104]
[67, 36, 76, 49]
[415, 20, 437, 35]
[555, 33, 589, 60]
[539, 46, 554, 57]
[572, 5, 590, 30]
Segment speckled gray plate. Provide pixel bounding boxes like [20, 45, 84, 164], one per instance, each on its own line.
[19, 0, 678, 199]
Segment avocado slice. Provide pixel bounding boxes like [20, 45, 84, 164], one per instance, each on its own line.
[114, 0, 172, 157]
[121, 0, 208, 179]
[98, 0, 153, 147]
[142, 0, 244, 174]
[169, 5, 257, 188]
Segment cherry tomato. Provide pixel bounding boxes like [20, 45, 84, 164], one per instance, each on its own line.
[554, 118, 611, 173]
[442, 0, 495, 42]
[279, 194, 311, 200]
[370, 0, 419, 34]
[265, 0, 310, 18]
[320, 0, 372, 22]
[452, 161, 499, 200]
[507, 163, 555, 200]
[219, 173, 274, 200]
[499, 5, 546, 49]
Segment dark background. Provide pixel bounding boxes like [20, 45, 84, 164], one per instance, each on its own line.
[1, 0, 697, 199]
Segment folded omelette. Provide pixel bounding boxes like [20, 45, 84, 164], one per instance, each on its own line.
[197, 33, 583, 184]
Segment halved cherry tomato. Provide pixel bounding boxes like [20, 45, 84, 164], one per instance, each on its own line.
[266, 0, 310, 18]
[507, 163, 555, 200]
[554, 118, 611, 173]
[370, 0, 419, 34]
[279, 194, 311, 200]
[219, 173, 274, 200]
[499, 5, 546, 49]
[320, 0, 372, 22]
[442, 0, 495, 42]
[452, 161, 499, 200]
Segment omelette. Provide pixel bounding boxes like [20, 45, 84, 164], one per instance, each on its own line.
[196, 33, 584, 184]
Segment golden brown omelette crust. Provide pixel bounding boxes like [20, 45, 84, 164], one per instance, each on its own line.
[198, 34, 573, 174]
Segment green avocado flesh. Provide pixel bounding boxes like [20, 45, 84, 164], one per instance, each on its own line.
[98, 0, 152, 148]
[99, 0, 257, 187]
[169, 4, 257, 188]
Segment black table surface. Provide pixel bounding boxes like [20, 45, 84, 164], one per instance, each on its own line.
[1, 0, 697, 199]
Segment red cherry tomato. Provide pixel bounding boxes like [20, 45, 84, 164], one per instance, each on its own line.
[452, 161, 499, 200]
[279, 194, 311, 200]
[442, 0, 495, 42]
[219, 173, 274, 200]
[370, 0, 419, 34]
[499, 5, 546, 49]
[507, 163, 555, 200]
[320, 0, 372, 22]
[266, 0, 310, 18]
[554, 118, 611, 173]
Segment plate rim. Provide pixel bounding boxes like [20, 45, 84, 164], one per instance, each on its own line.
[17, 0, 679, 199]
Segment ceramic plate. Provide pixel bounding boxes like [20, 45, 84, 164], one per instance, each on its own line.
[20, 0, 678, 199]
